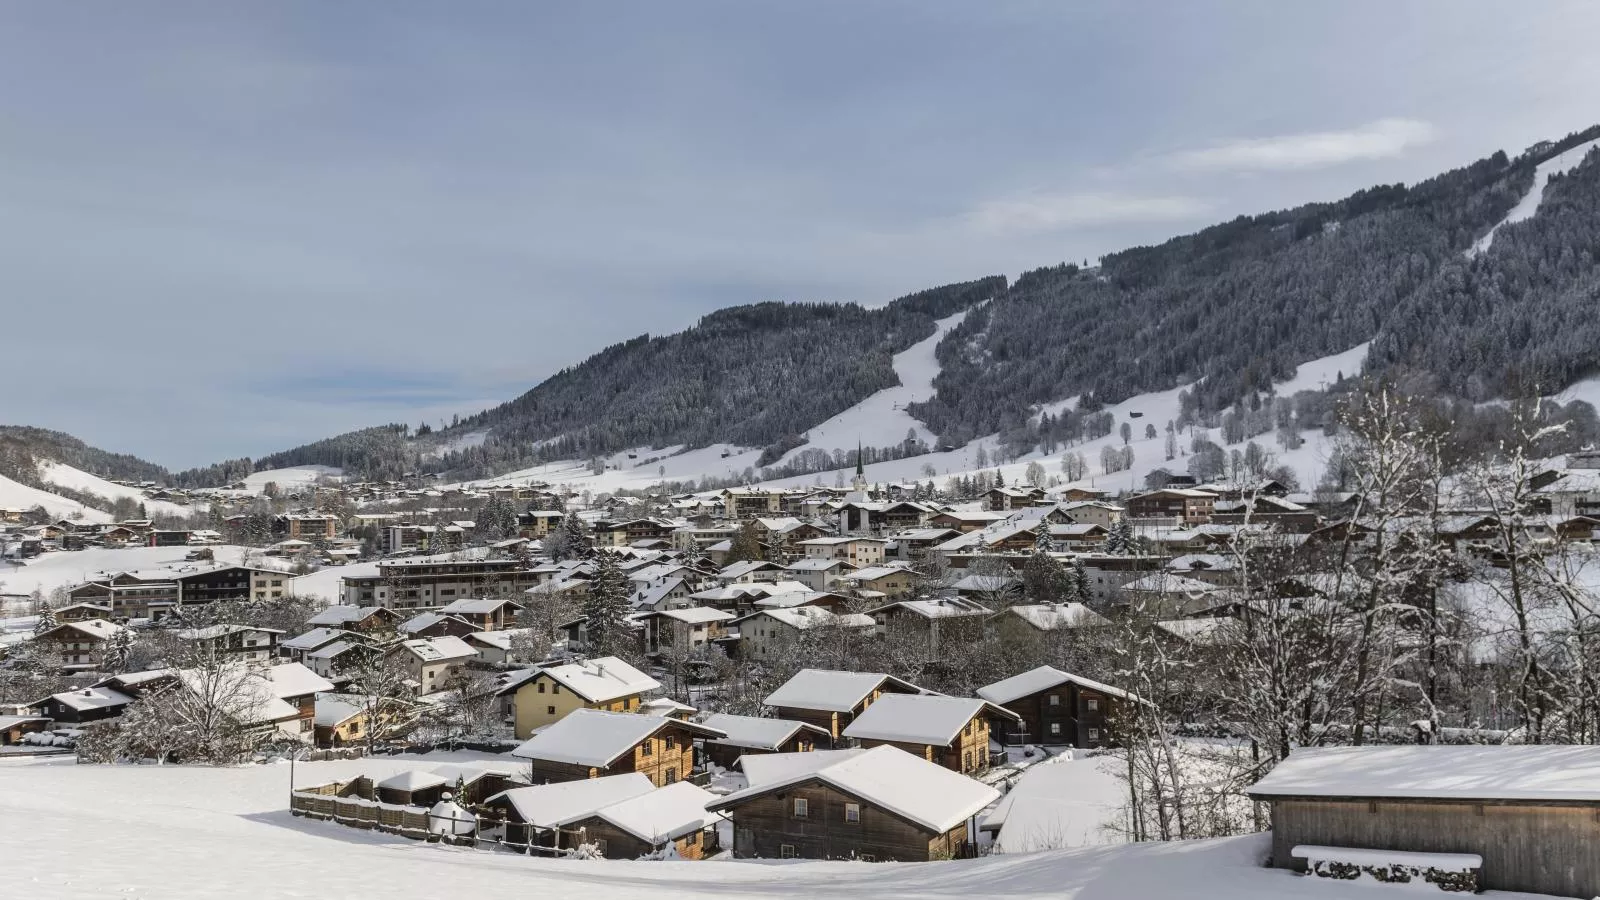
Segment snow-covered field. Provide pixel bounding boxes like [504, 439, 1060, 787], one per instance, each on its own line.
[0, 472, 111, 523]
[0, 545, 294, 598]
[2, 754, 1541, 900]
[38, 461, 193, 517]
[1469, 138, 1600, 257]
[240, 466, 344, 494]
[987, 753, 1126, 853]
[773, 310, 970, 467]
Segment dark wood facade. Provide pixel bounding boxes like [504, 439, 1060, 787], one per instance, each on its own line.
[560, 815, 717, 860]
[856, 716, 992, 775]
[991, 680, 1118, 748]
[723, 781, 970, 861]
[705, 730, 823, 770]
[526, 721, 700, 788]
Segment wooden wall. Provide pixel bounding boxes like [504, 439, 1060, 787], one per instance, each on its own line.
[727, 781, 953, 862]
[1269, 797, 1600, 898]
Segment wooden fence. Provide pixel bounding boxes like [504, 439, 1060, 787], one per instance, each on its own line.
[290, 785, 576, 855]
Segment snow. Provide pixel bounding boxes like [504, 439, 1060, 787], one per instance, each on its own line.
[377, 769, 450, 792]
[709, 745, 1000, 834]
[0, 471, 111, 524]
[0, 753, 1558, 900]
[842, 694, 990, 746]
[700, 714, 824, 751]
[36, 462, 193, 517]
[511, 710, 701, 768]
[772, 310, 971, 467]
[487, 772, 655, 826]
[1248, 745, 1600, 802]
[1469, 138, 1600, 257]
[738, 748, 864, 785]
[976, 666, 1136, 707]
[571, 780, 720, 844]
[0, 545, 292, 598]
[762, 669, 907, 713]
[986, 753, 1126, 853]
[539, 656, 661, 704]
[239, 466, 343, 494]
[1291, 845, 1482, 870]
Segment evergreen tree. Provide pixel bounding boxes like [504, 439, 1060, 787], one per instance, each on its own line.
[1022, 548, 1071, 606]
[1105, 520, 1135, 555]
[583, 551, 633, 655]
[726, 522, 763, 563]
[33, 606, 57, 636]
[1070, 557, 1091, 605]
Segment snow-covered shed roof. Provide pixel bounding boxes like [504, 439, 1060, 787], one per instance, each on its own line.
[486, 774, 656, 828]
[701, 713, 830, 751]
[313, 694, 368, 728]
[439, 597, 522, 615]
[509, 709, 725, 767]
[463, 628, 532, 652]
[48, 686, 133, 712]
[976, 665, 1135, 706]
[1248, 746, 1600, 802]
[708, 745, 999, 834]
[842, 694, 1017, 746]
[763, 669, 924, 713]
[398, 636, 478, 663]
[558, 780, 720, 843]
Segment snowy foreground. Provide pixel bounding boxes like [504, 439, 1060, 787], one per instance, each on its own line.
[0, 754, 1555, 900]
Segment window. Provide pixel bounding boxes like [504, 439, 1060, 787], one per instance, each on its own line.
[844, 803, 860, 823]
[546, 706, 556, 715]
[666, 767, 678, 784]
[594, 839, 608, 855]
[792, 798, 808, 818]
[1049, 722, 1061, 735]
[1086, 698, 1100, 712]
[1048, 694, 1060, 707]
[642, 740, 653, 757]
[963, 752, 971, 770]
[780, 845, 797, 859]
[299, 718, 312, 732]
[271, 580, 283, 587]
[665, 736, 676, 751]
[551, 684, 560, 694]
[537, 682, 546, 694]
[1087, 728, 1100, 742]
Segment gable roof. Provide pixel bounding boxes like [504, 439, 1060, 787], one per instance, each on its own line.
[700, 713, 830, 751]
[397, 636, 478, 663]
[975, 665, 1135, 706]
[762, 669, 924, 713]
[509, 709, 725, 767]
[708, 745, 999, 833]
[1002, 603, 1111, 631]
[842, 694, 1016, 746]
[538, 656, 661, 704]
[486, 774, 656, 828]
[281, 627, 358, 651]
[559, 780, 720, 843]
[438, 597, 523, 615]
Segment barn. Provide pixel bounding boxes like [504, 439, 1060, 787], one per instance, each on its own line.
[1249, 745, 1600, 898]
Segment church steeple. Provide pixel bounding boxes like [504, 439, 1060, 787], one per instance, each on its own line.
[851, 440, 868, 493]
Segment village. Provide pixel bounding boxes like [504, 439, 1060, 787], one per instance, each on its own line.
[3, 433, 1600, 897]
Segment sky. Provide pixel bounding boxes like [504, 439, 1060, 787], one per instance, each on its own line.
[3, 1, 1599, 469]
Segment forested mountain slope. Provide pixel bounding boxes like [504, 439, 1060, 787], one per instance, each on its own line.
[910, 126, 1600, 445]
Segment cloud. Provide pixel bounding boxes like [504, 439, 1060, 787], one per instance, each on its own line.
[967, 191, 1211, 235]
[1170, 118, 1438, 172]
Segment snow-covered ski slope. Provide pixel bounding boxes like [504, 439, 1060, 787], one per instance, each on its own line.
[0, 472, 111, 523]
[1468, 138, 1600, 257]
[0, 545, 296, 597]
[2, 754, 1552, 900]
[773, 309, 970, 466]
[37, 461, 192, 517]
[449, 343, 1371, 497]
[240, 466, 344, 493]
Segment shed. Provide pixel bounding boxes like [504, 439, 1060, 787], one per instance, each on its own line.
[1248, 745, 1600, 898]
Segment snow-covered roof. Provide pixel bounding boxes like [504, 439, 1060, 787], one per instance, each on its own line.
[439, 597, 520, 615]
[1120, 574, 1219, 594]
[648, 606, 735, 625]
[281, 627, 355, 651]
[510, 709, 724, 767]
[176, 624, 282, 640]
[785, 557, 853, 571]
[701, 713, 828, 751]
[709, 745, 999, 833]
[739, 748, 865, 786]
[976, 665, 1135, 706]
[843, 694, 1013, 746]
[1248, 746, 1600, 802]
[313, 694, 368, 727]
[398, 636, 478, 663]
[49, 686, 133, 712]
[952, 574, 1019, 592]
[763, 669, 922, 713]
[558, 780, 720, 843]
[1003, 603, 1110, 631]
[487, 774, 657, 828]
[463, 628, 532, 652]
[639, 698, 697, 718]
[43, 619, 124, 641]
[376, 769, 449, 792]
[306, 605, 390, 627]
[870, 596, 992, 619]
[540, 656, 660, 704]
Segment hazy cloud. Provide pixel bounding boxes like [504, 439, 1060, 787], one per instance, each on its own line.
[1170, 118, 1439, 172]
[967, 191, 1212, 235]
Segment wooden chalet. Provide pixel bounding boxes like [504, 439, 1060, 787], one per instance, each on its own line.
[708, 745, 999, 861]
[499, 656, 661, 739]
[976, 665, 1135, 748]
[509, 708, 726, 787]
[437, 596, 524, 630]
[841, 694, 1019, 775]
[762, 669, 924, 740]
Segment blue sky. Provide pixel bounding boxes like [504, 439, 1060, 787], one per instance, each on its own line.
[3, 2, 1598, 468]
